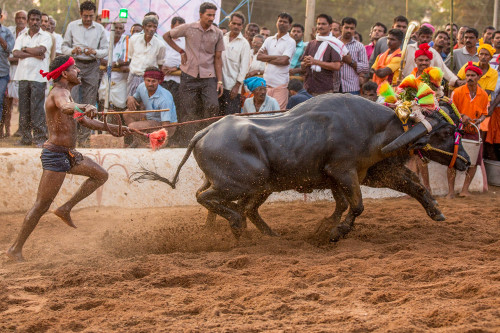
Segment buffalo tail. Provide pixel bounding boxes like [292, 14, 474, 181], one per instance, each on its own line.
[129, 127, 211, 189]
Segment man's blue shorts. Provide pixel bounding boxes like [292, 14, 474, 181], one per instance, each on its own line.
[40, 146, 84, 173]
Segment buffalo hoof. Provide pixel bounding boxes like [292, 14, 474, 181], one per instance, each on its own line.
[230, 226, 243, 239]
[431, 213, 446, 221]
[329, 223, 352, 243]
[311, 218, 335, 245]
[269, 230, 279, 237]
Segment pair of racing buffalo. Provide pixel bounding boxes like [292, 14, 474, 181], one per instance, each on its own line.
[133, 94, 470, 242]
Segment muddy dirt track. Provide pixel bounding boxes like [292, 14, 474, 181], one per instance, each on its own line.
[0, 193, 499, 332]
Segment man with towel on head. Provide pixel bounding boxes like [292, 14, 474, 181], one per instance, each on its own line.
[242, 77, 280, 113]
[301, 14, 345, 95]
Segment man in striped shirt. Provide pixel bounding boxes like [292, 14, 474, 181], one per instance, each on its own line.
[339, 17, 368, 94]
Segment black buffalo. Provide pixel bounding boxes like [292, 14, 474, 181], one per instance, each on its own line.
[132, 94, 470, 242]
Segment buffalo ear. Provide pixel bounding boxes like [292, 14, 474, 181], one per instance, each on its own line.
[381, 118, 439, 154]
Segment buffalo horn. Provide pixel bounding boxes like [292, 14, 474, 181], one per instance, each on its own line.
[381, 119, 437, 154]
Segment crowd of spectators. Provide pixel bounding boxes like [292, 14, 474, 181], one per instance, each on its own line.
[0, 0, 499, 175]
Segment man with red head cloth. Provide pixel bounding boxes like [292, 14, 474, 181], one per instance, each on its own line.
[126, 66, 177, 147]
[406, 43, 436, 192]
[7, 55, 130, 262]
[447, 62, 489, 198]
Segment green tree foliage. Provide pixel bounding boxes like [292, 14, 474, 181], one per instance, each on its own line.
[1, 0, 80, 34]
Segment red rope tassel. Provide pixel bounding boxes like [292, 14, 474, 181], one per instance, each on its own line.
[148, 129, 168, 150]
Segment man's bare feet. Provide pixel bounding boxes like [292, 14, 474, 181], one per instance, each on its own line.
[458, 191, 471, 197]
[54, 208, 77, 228]
[444, 192, 455, 199]
[6, 247, 25, 262]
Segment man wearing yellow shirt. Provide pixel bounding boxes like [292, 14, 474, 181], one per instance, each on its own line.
[457, 44, 497, 96]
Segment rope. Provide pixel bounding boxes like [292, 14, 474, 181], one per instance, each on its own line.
[422, 144, 468, 163]
[134, 109, 288, 133]
[62, 0, 74, 36]
[219, 0, 250, 24]
[100, 109, 287, 137]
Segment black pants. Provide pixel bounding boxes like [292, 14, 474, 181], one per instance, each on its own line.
[18, 80, 47, 145]
[219, 88, 241, 115]
[160, 80, 180, 109]
[71, 60, 99, 145]
[177, 72, 220, 145]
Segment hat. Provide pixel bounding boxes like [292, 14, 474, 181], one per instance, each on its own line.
[465, 61, 483, 76]
[421, 23, 435, 33]
[477, 43, 496, 57]
[415, 43, 433, 60]
[244, 77, 266, 92]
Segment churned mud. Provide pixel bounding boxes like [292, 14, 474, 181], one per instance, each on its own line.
[1, 193, 499, 332]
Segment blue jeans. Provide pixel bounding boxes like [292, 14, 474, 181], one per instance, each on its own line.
[0, 75, 9, 120]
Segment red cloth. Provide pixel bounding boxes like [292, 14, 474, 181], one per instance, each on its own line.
[465, 61, 483, 76]
[415, 43, 433, 60]
[40, 57, 75, 81]
[144, 70, 164, 83]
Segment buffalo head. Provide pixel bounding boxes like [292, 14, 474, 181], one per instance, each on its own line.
[381, 103, 471, 171]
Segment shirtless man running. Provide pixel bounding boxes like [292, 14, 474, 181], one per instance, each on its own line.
[7, 55, 130, 262]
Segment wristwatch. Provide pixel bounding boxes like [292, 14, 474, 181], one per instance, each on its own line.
[217, 81, 223, 85]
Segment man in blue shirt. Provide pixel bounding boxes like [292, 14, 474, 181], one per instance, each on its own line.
[126, 66, 177, 147]
[0, 8, 15, 121]
[289, 23, 307, 76]
[287, 79, 312, 109]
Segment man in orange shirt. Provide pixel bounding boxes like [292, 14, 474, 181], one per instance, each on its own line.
[371, 29, 403, 86]
[447, 62, 488, 198]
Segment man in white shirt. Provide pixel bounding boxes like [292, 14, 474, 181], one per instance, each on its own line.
[402, 25, 462, 87]
[220, 12, 250, 115]
[98, 22, 129, 110]
[62, 1, 108, 146]
[257, 13, 296, 110]
[3, 10, 27, 138]
[40, 13, 56, 61]
[161, 16, 185, 110]
[246, 35, 266, 78]
[48, 16, 63, 56]
[12, 9, 52, 146]
[127, 15, 166, 96]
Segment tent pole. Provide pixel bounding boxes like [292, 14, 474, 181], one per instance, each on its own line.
[304, 0, 315, 42]
[104, 22, 115, 115]
[494, 0, 499, 28]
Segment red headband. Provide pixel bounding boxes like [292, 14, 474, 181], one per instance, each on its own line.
[415, 43, 433, 60]
[465, 61, 483, 76]
[40, 57, 75, 81]
[144, 70, 164, 83]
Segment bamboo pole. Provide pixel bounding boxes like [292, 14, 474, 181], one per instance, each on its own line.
[99, 109, 170, 115]
[449, 0, 454, 72]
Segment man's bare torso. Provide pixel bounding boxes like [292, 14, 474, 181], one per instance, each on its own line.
[45, 87, 78, 148]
